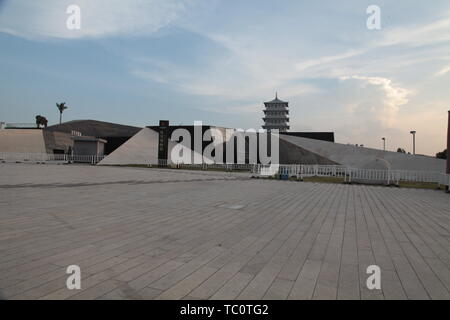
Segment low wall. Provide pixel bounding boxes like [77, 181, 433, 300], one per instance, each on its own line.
[280, 135, 445, 172]
[0, 129, 47, 153]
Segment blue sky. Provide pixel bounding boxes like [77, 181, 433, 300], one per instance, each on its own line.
[0, 0, 449, 155]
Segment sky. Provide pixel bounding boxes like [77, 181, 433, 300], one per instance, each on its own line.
[0, 0, 449, 156]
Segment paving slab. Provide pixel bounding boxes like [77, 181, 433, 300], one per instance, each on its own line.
[0, 163, 449, 300]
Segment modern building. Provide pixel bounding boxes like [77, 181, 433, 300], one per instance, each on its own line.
[99, 120, 337, 166]
[72, 136, 107, 156]
[0, 125, 106, 157]
[98, 119, 445, 172]
[0, 128, 73, 154]
[262, 93, 290, 132]
[1, 118, 444, 171]
[46, 120, 141, 155]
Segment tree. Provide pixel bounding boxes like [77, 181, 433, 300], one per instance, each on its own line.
[56, 102, 68, 124]
[397, 148, 406, 153]
[35, 115, 48, 128]
[436, 149, 447, 159]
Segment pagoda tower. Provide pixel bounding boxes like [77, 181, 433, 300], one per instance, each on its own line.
[262, 93, 289, 132]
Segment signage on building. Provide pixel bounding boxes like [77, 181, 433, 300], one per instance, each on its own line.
[158, 120, 170, 164]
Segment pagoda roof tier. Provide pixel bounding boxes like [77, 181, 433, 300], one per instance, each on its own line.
[264, 92, 288, 104]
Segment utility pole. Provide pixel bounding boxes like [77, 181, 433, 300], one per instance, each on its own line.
[446, 111, 450, 192]
[410, 130, 416, 155]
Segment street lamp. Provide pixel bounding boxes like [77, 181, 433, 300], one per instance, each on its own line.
[446, 110, 450, 193]
[410, 130, 416, 155]
[382, 137, 386, 151]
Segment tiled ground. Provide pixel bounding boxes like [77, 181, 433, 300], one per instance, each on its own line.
[0, 163, 449, 300]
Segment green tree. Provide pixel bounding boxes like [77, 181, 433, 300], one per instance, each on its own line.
[56, 102, 68, 124]
[436, 149, 447, 159]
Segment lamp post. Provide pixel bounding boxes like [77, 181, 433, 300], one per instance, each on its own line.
[382, 137, 386, 151]
[410, 131, 416, 155]
[446, 111, 450, 192]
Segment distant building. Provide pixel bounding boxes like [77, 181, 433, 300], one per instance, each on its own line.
[100, 120, 337, 166]
[72, 136, 107, 156]
[261, 93, 334, 143]
[262, 93, 290, 132]
[46, 120, 141, 155]
[0, 120, 140, 157]
[0, 127, 107, 156]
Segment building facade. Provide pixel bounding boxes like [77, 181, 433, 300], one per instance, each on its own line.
[262, 93, 290, 132]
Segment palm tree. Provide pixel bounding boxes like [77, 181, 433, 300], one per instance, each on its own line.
[56, 102, 68, 124]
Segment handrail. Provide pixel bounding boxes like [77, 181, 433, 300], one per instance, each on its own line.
[0, 152, 104, 164]
[0, 153, 447, 185]
[254, 164, 446, 185]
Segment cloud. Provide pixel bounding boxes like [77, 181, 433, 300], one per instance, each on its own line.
[0, 0, 197, 39]
[286, 76, 418, 151]
[132, 70, 169, 84]
[374, 15, 450, 48]
[339, 76, 411, 127]
[131, 44, 321, 102]
[434, 64, 450, 77]
[197, 103, 260, 115]
[1, 0, 448, 154]
[294, 49, 366, 73]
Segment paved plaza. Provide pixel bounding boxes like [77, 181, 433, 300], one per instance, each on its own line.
[0, 163, 449, 300]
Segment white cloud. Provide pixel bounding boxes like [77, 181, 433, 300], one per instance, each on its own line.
[339, 76, 411, 127]
[434, 64, 450, 77]
[375, 16, 450, 48]
[294, 49, 366, 73]
[197, 103, 260, 115]
[132, 70, 169, 84]
[0, 0, 196, 39]
[2, 1, 447, 155]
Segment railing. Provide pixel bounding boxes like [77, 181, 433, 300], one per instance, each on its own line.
[253, 164, 448, 185]
[157, 159, 168, 167]
[262, 115, 289, 119]
[346, 168, 447, 185]
[255, 164, 347, 179]
[0, 152, 104, 164]
[4, 123, 37, 128]
[1, 153, 447, 186]
[161, 160, 256, 172]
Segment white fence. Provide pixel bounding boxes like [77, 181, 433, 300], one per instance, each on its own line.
[177, 163, 255, 171]
[0, 152, 104, 164]
[1, 153, 447, 186]
[159, 162, 447, 185]
[159, 160, 256, 171]
[253, 164, 448, 186]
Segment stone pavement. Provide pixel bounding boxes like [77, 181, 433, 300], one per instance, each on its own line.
[0, 163, 449, 300]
